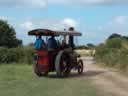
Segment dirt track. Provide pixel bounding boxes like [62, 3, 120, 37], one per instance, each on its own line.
[83, 57, 128, 96]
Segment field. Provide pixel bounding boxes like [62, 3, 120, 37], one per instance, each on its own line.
[75, 49, 95, 56]
[1, 59, 128, 96]
[0, 64, 101, 96]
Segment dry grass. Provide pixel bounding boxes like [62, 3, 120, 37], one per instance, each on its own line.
[75, 49, 96, 56]
[0, 64, 101, 96]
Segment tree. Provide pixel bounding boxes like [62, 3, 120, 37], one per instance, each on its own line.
[86, 43, 95, 49]
[106, 37, 122, 49]
[0, 20, 22, 48]
[122, 36, 128, 40]
[108, 33, 121, 40]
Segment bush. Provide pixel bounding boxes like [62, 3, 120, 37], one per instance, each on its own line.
[0, 46, 35, 64]
[95, 39, 128, 71]
[105, 37, 122, 48]
[75, 45, 89, 49]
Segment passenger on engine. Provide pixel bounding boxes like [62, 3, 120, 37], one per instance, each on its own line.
[35, 35, 46, 50]
[47, 36, 58, 50]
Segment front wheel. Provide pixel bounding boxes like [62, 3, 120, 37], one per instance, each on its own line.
[77, 59, 84, 74]
[55, 51, 70, 77]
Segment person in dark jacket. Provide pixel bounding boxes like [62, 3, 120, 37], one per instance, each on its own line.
[47, 36, 57, 50]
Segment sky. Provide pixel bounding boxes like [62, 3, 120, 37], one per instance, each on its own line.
[0, 0, 128, 45]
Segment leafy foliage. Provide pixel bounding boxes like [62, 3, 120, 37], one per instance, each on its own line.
[0, 20, 22, 48]
[108, 33, 121, 40]
[0, 46, 35, 64]
[95, 34, 128, 71]
[87, 43, 95, 49]
[105, 37, 122, 48]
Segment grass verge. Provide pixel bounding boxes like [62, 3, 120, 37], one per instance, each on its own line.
[0, 64, 101, 96]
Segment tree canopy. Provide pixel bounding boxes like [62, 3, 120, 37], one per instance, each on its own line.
[86, 43, 95, 49]
[108, 33, 128, 41]
[106, 37, 122, 48]
[108, 33, 121, 40]
[0, 20, 22, 48]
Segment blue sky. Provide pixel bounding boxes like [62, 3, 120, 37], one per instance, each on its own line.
[0, 0, 128, 45]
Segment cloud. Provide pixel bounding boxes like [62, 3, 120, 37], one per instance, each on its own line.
[61, 18, 78, 27]
[0, 0, 47, 8]
[20, 21, 34, 30]
[20, 18, 78, 31]
[18, 18, 78, 44]
[0, 16, 8, 20]
[98, 16, 128, 36]
[48, 0, 128, 6]
[1, 0, 128, 8]
[111, 16, 128, 25]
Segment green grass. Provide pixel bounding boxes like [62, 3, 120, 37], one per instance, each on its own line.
[0, 64, 101, 96]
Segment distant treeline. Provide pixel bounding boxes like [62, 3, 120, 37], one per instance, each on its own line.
[75, 43, 95, 49]
[95, 33, 128, 71]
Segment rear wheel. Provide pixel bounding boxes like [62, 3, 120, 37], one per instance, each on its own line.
[77, 59, 84, 74]
[55, 51, 70, 77]
[34, 63, 48, 77]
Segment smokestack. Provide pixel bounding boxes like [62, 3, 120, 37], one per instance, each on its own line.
[69, 27, 74, 32]
[69, 27, 75, 48]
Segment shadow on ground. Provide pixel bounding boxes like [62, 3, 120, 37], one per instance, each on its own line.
[46, 70, 106, 79]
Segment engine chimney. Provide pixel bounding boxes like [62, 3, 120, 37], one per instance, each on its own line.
[69, 27, 75, 48]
